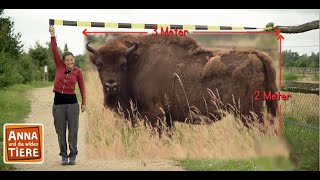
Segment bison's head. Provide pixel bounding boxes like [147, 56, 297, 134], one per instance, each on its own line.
[86, 42, 138, 108]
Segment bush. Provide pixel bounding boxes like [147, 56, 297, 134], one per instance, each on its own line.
[0, 52, 23, 89]
[312, 75, 319, 81]
[283, 73, 298, 80]
[18, 54, 42, 83]
[48, 62, 56, 81]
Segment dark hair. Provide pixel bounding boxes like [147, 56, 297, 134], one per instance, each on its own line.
[62, 51, 74, 61]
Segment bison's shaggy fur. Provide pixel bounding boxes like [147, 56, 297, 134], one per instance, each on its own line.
[201, 56, 227, 79]
[87, 35, 278, 130]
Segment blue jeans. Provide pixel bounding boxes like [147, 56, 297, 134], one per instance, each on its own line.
[52, 103, 80, 158]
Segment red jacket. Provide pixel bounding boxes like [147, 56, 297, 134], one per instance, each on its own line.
[51, 37, 86, 105]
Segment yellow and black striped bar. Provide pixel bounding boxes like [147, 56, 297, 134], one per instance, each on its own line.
[49, 19, 260, 31]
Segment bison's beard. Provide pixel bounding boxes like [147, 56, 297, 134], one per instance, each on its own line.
[105, 94, 119, 109]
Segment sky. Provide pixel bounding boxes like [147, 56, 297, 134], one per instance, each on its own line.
[4, 9, 320, 56]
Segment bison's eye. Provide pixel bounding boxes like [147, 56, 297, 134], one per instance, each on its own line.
[120, 63, 127, 71]
[96, 63, 102, 71]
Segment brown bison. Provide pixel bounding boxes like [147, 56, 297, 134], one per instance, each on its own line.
[86, 35, 278, 130]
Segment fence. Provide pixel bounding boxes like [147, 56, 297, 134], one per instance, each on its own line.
[280, 81, 319, 170]
[283, 67, 319, 76]
[281, 81, 319, 95]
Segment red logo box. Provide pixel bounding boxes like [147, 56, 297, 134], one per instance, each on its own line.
[3, 123, 44, 164]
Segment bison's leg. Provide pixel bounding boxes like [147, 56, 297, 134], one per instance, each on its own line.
[163, 105, 175, 139]
[139, 103, 170, 138]
[240, 105, 263, 126]
[140, 106, 176, 138]
[123, 108, 140, 128]
[161, 94, 173, 127]
[253, 101, 264, 124]
[142, 112, 168, 138]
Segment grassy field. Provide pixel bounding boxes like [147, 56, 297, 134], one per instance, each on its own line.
[179, 156, 294, 171]
[283, 69, 319, 82]
[0, 81, 52, 171]
[283, 123, 319, 171]
[280, 90, 319, 171]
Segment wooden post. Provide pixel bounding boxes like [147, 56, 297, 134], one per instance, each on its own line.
[44, 65, 48, 81]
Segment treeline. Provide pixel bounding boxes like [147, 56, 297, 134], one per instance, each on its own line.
[0, 10, 85, 89]
[283, 50, 319, 68]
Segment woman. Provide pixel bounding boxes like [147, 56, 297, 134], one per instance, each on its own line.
[49, 25, 86, 165]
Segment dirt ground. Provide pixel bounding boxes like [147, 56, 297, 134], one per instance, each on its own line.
[14, 87, 184, 171]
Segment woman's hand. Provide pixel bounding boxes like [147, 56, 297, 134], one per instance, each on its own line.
[81, 104, 86, 112]
[49, 26, 55, 37]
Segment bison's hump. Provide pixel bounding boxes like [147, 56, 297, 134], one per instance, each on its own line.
[201, 55, 227, 79]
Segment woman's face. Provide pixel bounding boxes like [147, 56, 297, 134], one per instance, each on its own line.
[64, 55, 75, 69]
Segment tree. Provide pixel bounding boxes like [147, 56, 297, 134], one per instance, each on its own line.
[0, 9, 24, 88]
[18, 53, 40, 83]
[0, 51, 23, 88]
[308, 52, 319, 68]
[295, 54, 308, 67]
[28, 42, 49, 67]
[64, 43, 69, 52]
[0, 9, 23, 57]
[74, 54, 85, 69]
[282, 50, 300, 67]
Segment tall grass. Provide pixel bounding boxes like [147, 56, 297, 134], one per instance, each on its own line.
[281, 91, 319, 126]
[85, 68, 289, 160]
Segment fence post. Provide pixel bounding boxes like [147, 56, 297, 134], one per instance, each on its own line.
[44, 65, 48, 81]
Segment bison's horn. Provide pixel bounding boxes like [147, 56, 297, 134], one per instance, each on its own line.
[126, 42, 138, 56]
[86, 42, 98, 56]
